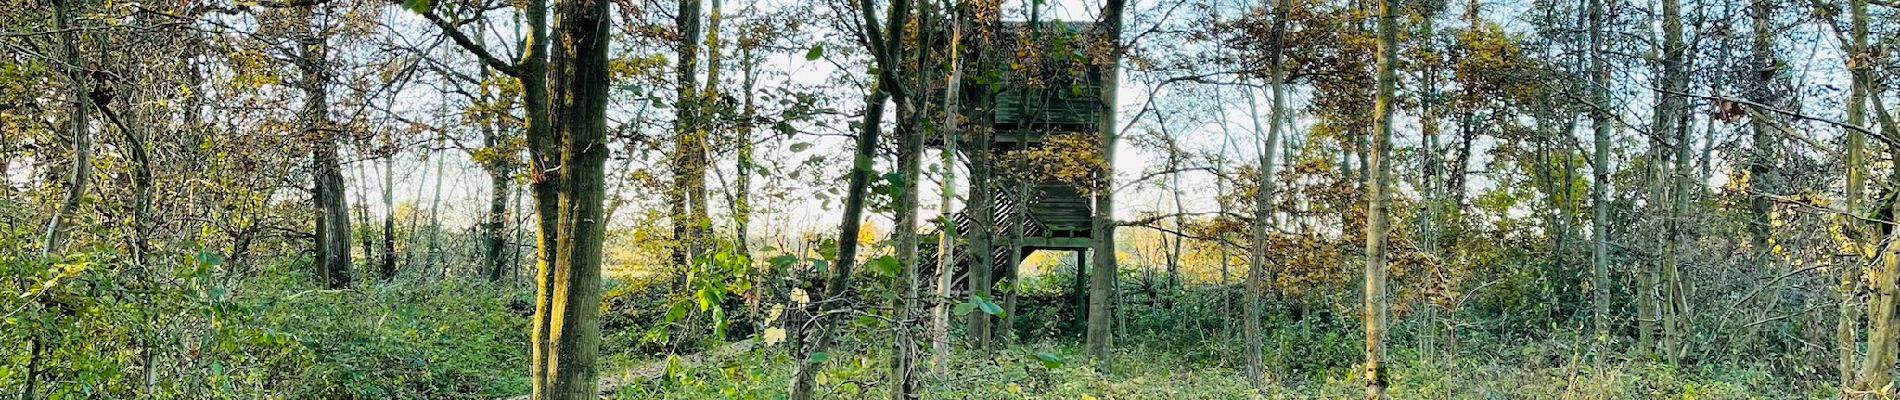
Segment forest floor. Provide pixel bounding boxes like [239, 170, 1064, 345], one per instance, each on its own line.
[191, 269, 1828, 399]
[583, 338, 1820, 399]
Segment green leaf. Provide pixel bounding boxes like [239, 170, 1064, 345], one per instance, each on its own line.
[819, 239, 840, 258]
[871, 255, 901, 277]
[400, 0, 433, 14]
[805, 44, 824, 61]
[1031, 351, 1064, 369]
[696, 286, 717, 311]
[978, 297, 1004, 317]
[196, 251, 223, 267]
[808, 351, 829, 364]
[790, 142, 812, 152]
[665, 302, 688, 323]
[882, 171, 906, 188]
[769, 255, 798, 269]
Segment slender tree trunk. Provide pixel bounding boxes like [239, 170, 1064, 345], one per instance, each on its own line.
[1245, 1, 1287, 386]
[486, 158, 511, 281]
[527, 0, 610, 396]
[382, 156, 398, 279]
[789, 83, 886, 400]
[736, 29, 756, 258]
[1414, 4, 1446, 378]
[1662, 0, 1693, 363]
[969, 119, 996, 351]
[701, 0, 724, 259]
[1838, 0, 1869, 388]
[1745, 0, 1778, 280]
[1246, 0, 1292, 386]
[41, 0, 88, 258]
[965, 21, 997, 350]
[888, 6, 934, 397]
[790, 0, 908, 392]
[512, 176, 525, 283]
[518, 0, 561, 392]
[1085, 0, 1128, 368]
[1005, 139, 1027, 344]
[426, 139, 447, 277]
[930, 9, 964, 370]
[478, 30, 510, 282]
[672, 0, 704, 283]
[93, 74, 158, 396]
[1363, 0, 1398, 396]
[1587, 0, 1614, 365]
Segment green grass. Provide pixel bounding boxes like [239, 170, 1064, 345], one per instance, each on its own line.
[608, 337, 1822, 399]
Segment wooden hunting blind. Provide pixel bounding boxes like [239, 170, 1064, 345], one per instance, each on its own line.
[923, 20, 1113, 289]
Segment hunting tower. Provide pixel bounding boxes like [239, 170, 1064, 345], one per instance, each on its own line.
[926, 20, 1111, 291]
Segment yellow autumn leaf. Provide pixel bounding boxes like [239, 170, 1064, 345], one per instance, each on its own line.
[762, 327, 786, 346]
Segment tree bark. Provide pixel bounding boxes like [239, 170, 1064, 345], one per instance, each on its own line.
[40, 0, 89, 258]
[735, 6, 755, 257]
[303, 8, 353, 289]
[426, 140, 447, 277]
[1085, 0, 1127, 368]
[930, 7, 964, 370]
[889, 5, 934, 397]
[1587, 0, 1614, 365]
[672, 0, 704, 281]
[1838, 0, 1869, 388]
[527, 0, 611, 396]
[1661, 0, 1693, 363]
[1245, 0, 1288, 388]
[788, 0, 908, 393]
[968, 101, 996, 351]
[383, 156, 398, 279]
[479, 23, 510, 282]
[1363, 0, 1398, 396]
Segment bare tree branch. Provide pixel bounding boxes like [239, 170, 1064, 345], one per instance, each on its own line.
[417, 9, 523, 77]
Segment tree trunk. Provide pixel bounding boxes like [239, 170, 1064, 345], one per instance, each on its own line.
[486, 156, 511, 281]
[735, 22, 757, 258]
[888, 5, 934, 397]
[517, 0, 562, 392]
[672, 0, 704, 282]
[1661, 0, 1693, 363]
[480, 33, 510, 282]
[930, 9, 964, 370]
[1085, 0, 1126, 368]
[1745, 0, 1778, 283]
[93, 67, 158, 396]
[527, 0, 611, 396]
[1587, 0, 1614, 365]
[382, 156, 398, 279]
[426, 140, 447, 277]
[303, 10, 352, 289]
[1363, 0, 1398, 396]
[1838, 0, 1869, 388]
[789, 0, 908, 390]
[1245, 0, 1288, 387]
[966, 24, 997, 352]
[40, 0, 89, 258]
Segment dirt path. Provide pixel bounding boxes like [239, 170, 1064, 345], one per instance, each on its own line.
[502, 339, 757, 399]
